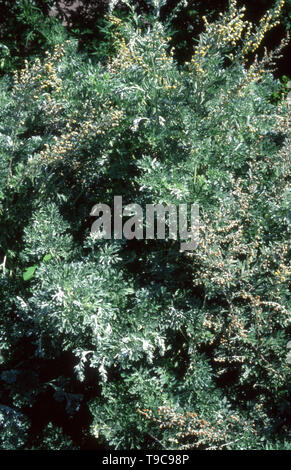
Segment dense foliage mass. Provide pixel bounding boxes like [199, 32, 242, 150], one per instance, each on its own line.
[0, 0, 290, 450]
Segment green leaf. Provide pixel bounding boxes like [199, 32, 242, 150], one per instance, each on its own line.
[22, 265, 37, 281]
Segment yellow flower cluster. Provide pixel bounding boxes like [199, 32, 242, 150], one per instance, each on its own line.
[163, 79, 181, 91]
[240, 31, 289, 91]
[138, 405, 257, 449]
[13, 43, 67, 97]
[189, 44, 210, 74]
[108, 24, 175, 80]
[242, 0, 285, 56]
[107, 14, 123, 26]
[215, 7, 247, 47]
[244, 63, 264, 87]
[38, 107, 123, 165]
[189, 2, 248, 75]
[274, 264, 291, 283]
[109, 35, 141, 72]
[189, 0, 285, 77]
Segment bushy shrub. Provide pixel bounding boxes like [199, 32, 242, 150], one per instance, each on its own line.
[0, 0, 290, 450]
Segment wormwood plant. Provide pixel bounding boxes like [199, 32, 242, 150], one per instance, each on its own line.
[0, 0, 290, 450]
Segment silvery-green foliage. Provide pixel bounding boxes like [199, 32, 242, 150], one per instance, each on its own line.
[0, 0, 290, 451]
[0, 405, 29, 449]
